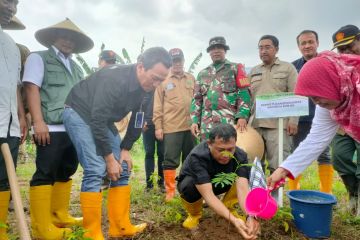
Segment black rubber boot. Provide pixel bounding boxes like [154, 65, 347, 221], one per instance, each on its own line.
[340, 175, 358, 214]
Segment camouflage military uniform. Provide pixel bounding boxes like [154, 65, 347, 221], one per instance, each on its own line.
[190, 59, 251, 140]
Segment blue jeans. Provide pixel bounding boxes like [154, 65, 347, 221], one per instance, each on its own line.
[142, 125, 164, 188]
[63, 107, 130, 192]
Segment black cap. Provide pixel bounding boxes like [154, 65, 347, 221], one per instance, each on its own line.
[332, 25, 360, 49]
[206, 36, 230, 52]
[99, 50, 117, 62]
[169, 48, 184, 60]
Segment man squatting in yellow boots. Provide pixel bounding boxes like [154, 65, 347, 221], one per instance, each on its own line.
[23, 19, 94, 239]
[177, 124, 261, 240]
[0, 1, 28, 239]
[63, 47, 171, 240]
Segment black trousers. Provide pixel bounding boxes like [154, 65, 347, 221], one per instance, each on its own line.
[177, 175, 231, 203]
[163, 130, 196, 170]
[30, 132, 78, 186]
[0, 135, 20, 191]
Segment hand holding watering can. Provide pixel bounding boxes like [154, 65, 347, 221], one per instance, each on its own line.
[245, 179, 285, 220]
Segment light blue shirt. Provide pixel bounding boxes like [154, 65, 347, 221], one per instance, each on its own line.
[0, 25, 21, 138]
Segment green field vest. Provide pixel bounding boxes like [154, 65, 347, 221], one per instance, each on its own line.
[37, 48, 83, 124]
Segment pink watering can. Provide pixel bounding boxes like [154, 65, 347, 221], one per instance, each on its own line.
[245, 179, 285, 220]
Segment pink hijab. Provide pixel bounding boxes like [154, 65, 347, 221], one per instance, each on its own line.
[295, 51, 360, 142]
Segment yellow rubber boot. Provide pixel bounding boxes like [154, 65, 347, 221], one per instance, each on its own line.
[0, 191, 10, 240]
[181, 197, 203, 230]
[288, 175, 302, 190]
[319, 164, 334, 194]
[222, 184, 244, 219]
[30, 185, 71, 240]
[108, 186, 147, 238]
[164, 170, 176, 202]
[80, 192, 104, 240]
[51, 180, 83, 227]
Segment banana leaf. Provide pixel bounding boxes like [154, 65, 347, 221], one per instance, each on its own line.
[122, 48, 132, 64]
[188, 52, 202, 74]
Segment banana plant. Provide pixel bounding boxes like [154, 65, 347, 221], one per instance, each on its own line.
[76, 37, 203, 77]
[115, 53, 125, 64]
[140, 37, 145, 55]
[188, 52, 202, 74]
[75, 54, 94, 75]
[122, 48, 132, 64]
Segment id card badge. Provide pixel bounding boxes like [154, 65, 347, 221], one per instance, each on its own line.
[134, 112, 144, 128]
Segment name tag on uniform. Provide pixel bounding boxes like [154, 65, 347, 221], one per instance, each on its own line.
[134, 112, 144, 128]
[165, 82, 175, 90]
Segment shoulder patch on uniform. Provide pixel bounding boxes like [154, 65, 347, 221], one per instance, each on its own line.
[165, 82, 175, 90]
[235, 64, 250, 88]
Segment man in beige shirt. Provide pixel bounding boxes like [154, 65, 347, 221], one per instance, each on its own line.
[249, 35, 298, 175]
[153, 48, 196, 202]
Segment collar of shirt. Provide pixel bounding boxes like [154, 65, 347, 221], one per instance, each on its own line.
[129, 64, 142, 92]
[51, 45, 72, 60]
[260, 57, 280, 67]
[208, 59, 232, 72]
[51, 45, 73, 74]
[169, 71, 185, 80]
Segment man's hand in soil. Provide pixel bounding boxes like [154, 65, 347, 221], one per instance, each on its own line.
[232, 218, 256, 239]
[246, 216, 261, 238]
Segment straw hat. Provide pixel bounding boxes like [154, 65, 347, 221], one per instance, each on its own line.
[236, 126, 264, 162]
[3, 16, 25, 30]
[35, 18, 94, 53]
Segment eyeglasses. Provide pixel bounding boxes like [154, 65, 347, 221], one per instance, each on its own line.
[258, 45, 274, 51]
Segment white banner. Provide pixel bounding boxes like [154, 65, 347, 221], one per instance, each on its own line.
[255, 93, 309, 119]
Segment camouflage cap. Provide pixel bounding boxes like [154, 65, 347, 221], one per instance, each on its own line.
[206, 36, 230, 52]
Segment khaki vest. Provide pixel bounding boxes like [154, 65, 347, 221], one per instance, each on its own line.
[37, 48, 83, 124]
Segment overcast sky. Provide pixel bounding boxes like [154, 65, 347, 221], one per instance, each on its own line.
[8, 0, 360, 75]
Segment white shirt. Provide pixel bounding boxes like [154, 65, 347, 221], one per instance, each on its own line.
[280, 106, 339, 177]
[0, 26, 21, 138]
[22, 46, 73, 132]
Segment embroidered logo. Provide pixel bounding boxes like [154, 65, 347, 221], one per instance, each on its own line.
[336, 32, 345, 41]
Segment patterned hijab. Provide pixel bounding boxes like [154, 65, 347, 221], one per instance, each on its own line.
[295, 51, 360, 142]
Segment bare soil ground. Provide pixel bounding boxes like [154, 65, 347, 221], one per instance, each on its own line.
[6, 150, 360, 240]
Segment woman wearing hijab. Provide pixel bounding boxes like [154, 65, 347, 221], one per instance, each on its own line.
[268, 51, 360, 214]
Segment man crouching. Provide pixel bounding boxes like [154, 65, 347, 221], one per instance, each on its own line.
[177, 123, 260, 239]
